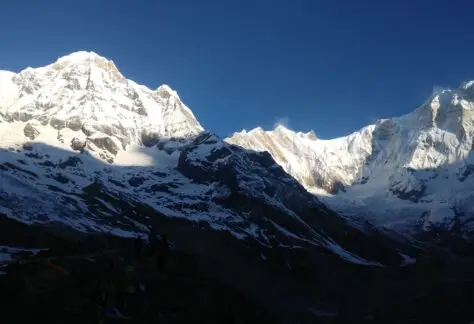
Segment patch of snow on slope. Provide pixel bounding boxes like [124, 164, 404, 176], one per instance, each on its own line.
[0, 246, 48, 255]
[114, 144, 179, 167]
[399, 252, 416, 266]
[0, 206, 13, 218]
[0, 245, 49, 263]
[323, 238, 385, 267]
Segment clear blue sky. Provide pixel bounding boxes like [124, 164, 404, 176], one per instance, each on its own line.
[1, 0, 474, 138]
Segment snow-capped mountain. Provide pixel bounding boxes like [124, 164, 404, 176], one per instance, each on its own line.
[227, 125, 373, 195]
[227, 84, 474, 237]
[0, 51, 203, 162]
[7, 51, 474, 322]
[0, 51, 411, 272]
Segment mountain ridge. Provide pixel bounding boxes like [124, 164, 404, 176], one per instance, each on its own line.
[3, 51, 474, 241]
[227, 83, 474, 237]
[0, 51, 409, 267]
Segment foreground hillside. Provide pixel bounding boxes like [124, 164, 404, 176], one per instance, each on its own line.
[1, 215, 474, 323]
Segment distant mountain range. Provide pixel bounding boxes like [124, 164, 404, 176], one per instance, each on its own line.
[1, 51, 474, 322]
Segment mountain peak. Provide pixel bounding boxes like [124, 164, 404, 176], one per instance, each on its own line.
[302, 130, 317, 140]
[51, 51, 124, 81]
[273, 124, 290, 133]
[0, 52, 204, 157]
[56, 51, 105, 63]
[156, 84, 179, 100]
[249, 126, 265, 134]
[58, 51, 105, 62]
[461, 80, 474, 92]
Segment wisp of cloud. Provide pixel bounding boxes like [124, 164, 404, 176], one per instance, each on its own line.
[273, 116, 290, 129]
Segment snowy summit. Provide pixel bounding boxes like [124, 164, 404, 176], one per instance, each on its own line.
[0, 51, 204, 164]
